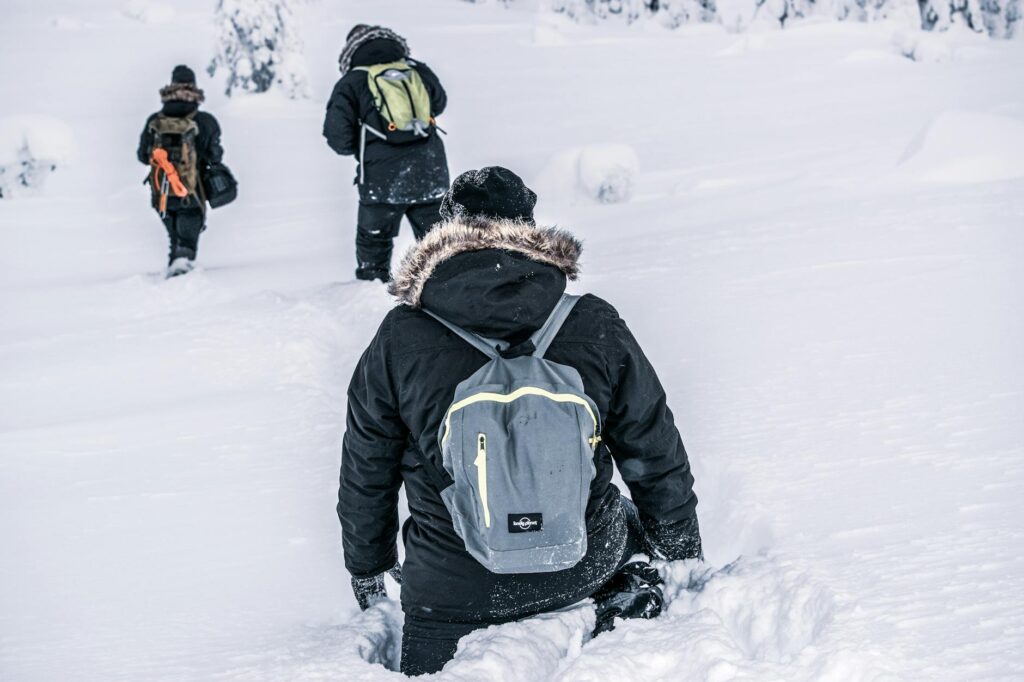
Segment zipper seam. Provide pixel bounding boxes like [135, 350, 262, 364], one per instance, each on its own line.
[441, 387, 599, 448]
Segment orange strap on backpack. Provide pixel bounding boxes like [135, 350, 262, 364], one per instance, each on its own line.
[150, 148, 189, 198]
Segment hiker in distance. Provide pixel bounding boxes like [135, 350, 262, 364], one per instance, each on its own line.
[323, 24, 450, 283]
[137, 65, 226, 278]
[338, 167, 703, 675]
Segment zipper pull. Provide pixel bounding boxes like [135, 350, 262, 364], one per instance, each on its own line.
[475, 433, 490, 528]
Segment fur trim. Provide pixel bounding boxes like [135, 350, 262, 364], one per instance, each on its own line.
[160, 83, 205, 104]
[389, 217, 582, 307]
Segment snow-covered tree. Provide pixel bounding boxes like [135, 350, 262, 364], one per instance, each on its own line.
[979, 0, 1021, 35]
[518, 0, 1017, 33]
[207, 0, 310, 99]
[751, 0, 816, 26]
[917, 0, 985, 30]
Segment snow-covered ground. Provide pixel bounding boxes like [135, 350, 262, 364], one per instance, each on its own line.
[2, 1, 1023, 680]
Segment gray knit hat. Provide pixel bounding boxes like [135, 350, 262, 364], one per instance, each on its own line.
[338, 25, 409, 75]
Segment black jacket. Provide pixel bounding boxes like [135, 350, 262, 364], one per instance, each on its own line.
[323, 38, 449, 205]
[338, 217, 699, 624]
[136, 102, 223, 168]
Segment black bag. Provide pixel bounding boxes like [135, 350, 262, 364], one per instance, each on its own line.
[202, 162, 237, 209]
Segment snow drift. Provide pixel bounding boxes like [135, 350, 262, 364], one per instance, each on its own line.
[897, 110, 1024, 183]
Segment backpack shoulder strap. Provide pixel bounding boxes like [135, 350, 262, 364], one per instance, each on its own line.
[422, 309, 507, 360]
[531, 294, 581, 359]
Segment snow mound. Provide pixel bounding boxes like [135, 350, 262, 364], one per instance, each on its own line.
[897, 111, 1024, 184]
[121, 0, 175, 24]
[444, 605, 594, 680]
[214, 557, 854, 681]
[661, 558, 834, 662]
[0, 116, 77, 198]
[535, 144, 640, 205]
[893, 30, 955, 63]
[51, 16, 92, 30]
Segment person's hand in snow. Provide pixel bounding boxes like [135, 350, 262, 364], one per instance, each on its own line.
[643, 514, 703, 561]
[351, 563, 403, 611]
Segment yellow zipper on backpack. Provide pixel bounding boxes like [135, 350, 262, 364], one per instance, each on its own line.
[441, 387, 599, 449]
[475, 433, 490, 528]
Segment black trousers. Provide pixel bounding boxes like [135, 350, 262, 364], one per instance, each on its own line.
[355, 200, 442, 277]
[399, 497, 646, 676]
[160, 207, 205, 263]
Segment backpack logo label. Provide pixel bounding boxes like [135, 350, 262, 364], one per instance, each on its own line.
[508, 513, 543, 533]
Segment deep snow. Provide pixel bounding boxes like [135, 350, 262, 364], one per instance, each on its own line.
[1, 1, 1023, 681]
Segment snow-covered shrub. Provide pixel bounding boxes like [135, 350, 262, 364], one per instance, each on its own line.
[207, 0, 310, 99]
[121, 0, 175, 24]
[536, 144, 640, 204]
[893, 27, 959, 59]
[578, 145, 640, 203]
[0, 116, 76, 199]
[551, 0, 718, 26]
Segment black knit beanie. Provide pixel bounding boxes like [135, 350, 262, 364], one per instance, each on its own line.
[440, 167, 538, 224]
[171, 65, 196, 85]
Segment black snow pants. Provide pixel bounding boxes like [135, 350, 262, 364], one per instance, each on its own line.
[355, 200, 442, 281]
[399, 496, 647, 676]
[161, 207, 205, 263]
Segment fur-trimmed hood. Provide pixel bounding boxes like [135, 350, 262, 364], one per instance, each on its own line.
[160, 83, 205, 104]
[389, 217, 581, 308]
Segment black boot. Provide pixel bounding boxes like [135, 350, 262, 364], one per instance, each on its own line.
[592, 561, 664, 636]
[356, 262, 390, 283]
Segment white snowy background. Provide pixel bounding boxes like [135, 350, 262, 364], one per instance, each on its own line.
[1, 0, 1022, 680]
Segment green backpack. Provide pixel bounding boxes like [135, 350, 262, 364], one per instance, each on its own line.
[354, 60, 436, 146]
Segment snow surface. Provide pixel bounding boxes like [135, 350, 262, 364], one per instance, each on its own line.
[1, 1, 1023, 680]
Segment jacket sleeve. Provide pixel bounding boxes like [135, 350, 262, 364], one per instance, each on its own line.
[323, 78, 360, 157]
[137, 115, 155, 165]
[338, 314, 407, 578]
[414, 61, 447, 117]
[198, 113, 224, 166]
[601, 308, 699, 547]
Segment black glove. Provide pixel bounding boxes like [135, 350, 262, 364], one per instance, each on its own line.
[642, 513, 703, 561]
[350, 563, 403, 611]
[592, 560, 665, 636]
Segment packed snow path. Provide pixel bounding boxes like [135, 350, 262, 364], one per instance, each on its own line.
[2, 1, 1023, 680]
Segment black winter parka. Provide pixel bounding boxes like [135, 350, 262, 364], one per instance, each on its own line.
[338, 217, 699, 625]
[323, 38, 449, 205]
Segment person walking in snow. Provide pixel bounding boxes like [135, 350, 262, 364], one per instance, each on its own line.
[136, 65, 224, 277]
[323, 25, 450, 283]
[338, 167, 702, 676]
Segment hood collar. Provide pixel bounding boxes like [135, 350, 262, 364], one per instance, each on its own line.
[389, 216, 581, 308]
[160, 82, 205, 104]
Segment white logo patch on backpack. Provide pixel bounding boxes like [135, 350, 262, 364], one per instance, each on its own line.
[425, 294, 600, 574]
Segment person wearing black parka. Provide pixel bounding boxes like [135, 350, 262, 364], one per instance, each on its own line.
[136, 65, 223, 274]
[323, 25, 450, 283]
[338, 167, 702, 676]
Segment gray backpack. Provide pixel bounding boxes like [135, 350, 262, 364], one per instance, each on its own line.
[424, 294, 600, 574]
